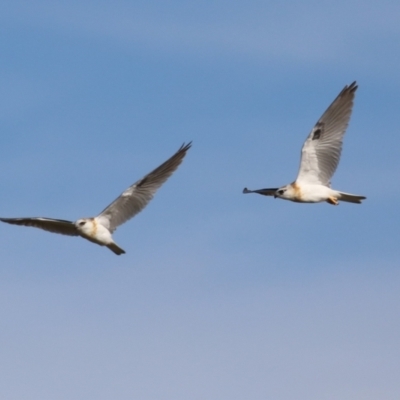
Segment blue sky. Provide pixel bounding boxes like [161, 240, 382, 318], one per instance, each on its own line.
[1, 1, 400, 399]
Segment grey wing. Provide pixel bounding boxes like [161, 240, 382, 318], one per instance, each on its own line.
[0, 217, 78, 236]
[97, 142, 192, 232]
[295, 82, 357, 186]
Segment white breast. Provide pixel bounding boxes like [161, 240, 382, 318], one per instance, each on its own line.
[77, 219, 114, 245]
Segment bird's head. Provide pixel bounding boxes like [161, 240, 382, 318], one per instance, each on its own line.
[274, 183, 300, 201]
[274, 185, 289, 199]
[75, 218, 94, 234]
[75, 219, 87, 227]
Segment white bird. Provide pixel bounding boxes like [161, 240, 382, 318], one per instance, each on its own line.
[1, 142, 191, 255]
[243, 82, 366, 205]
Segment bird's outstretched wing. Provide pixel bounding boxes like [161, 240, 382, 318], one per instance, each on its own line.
[0, 217, 78, 236]
[97, 142, 192, 232]
[243, 187, 278, 196]
[295, 82, 357, 186]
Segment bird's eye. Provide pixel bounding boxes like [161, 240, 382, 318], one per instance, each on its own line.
[79, 221, 86, 226]
[277, 190, 284, 195]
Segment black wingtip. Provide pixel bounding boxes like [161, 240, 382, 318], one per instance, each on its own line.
[334, 81, 358, 103]
[243, 188, 279, 196]
[179, 142, 192, 152]
[345, 81, 358, 94]
[349, 80, 357, 90]
[0, 217, 19, 223]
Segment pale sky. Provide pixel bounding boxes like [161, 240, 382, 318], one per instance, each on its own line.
[1, 1, 400, 399]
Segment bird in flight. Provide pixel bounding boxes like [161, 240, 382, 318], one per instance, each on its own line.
[243, 82, 366, 205]
[1, 142, 191, 255]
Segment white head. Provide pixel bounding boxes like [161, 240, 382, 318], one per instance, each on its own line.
[74, 218, 94, 235]
[274, 184, 297, 201]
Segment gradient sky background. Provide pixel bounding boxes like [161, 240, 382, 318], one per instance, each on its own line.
[1, 1, 400, 399]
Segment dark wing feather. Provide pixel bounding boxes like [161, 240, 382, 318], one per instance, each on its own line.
[98, 142, 192, 232]
[0, 217, 78, 236]
[243, 188, 278, 196]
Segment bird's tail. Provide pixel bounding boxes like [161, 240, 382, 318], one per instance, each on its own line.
[338, 191, 366, 204]
[107, 242, 126, 255]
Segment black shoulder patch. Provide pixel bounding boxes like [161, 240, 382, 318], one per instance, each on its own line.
[312, 123, 324, 140]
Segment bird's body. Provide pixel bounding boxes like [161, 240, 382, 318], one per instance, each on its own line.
[278, 183, 335, 203]
[243, 82, 366, 205]
[272, 183, 365, 205]
[1, 143, 191, 255]
[75, 218, 125, 255]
